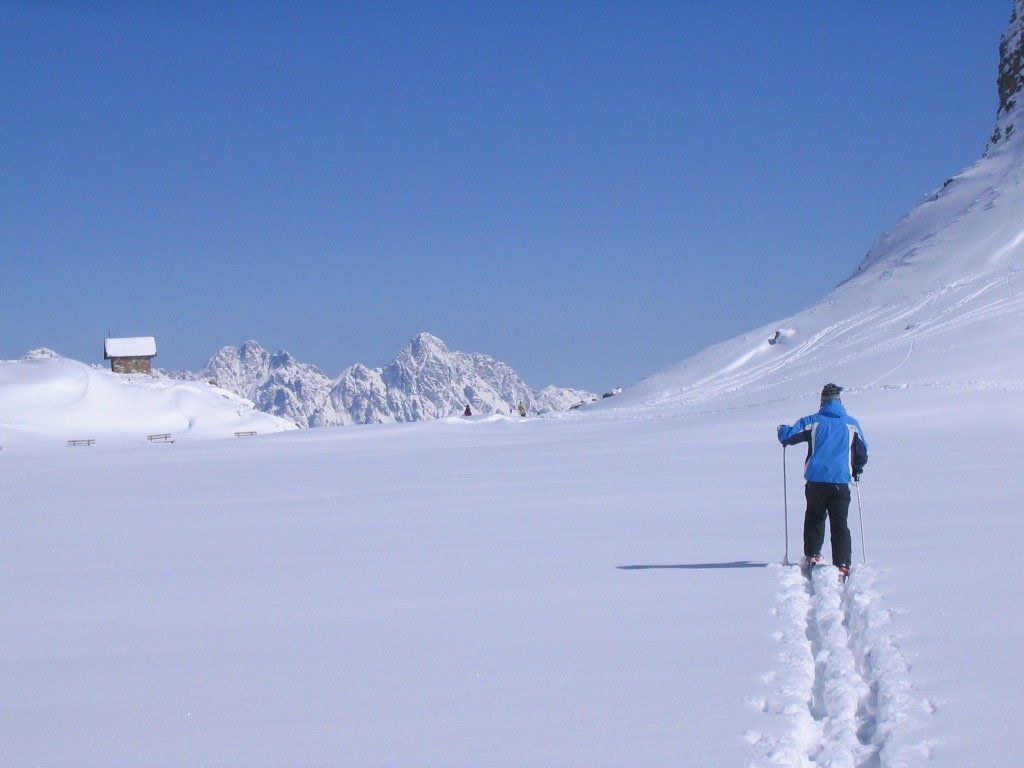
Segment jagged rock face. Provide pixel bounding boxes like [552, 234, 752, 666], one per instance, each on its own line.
[361, 333, 540, 423]
[198, 334, 595, 427]
[988, 0, 1024, 150]
[261, 352, 340, 428]
[331, 364, 389, 426]
[201, 340, 271, 401]
[201, 341, 338, 427]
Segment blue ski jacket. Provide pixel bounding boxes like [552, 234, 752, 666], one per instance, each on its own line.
[777, 400, 868, 484]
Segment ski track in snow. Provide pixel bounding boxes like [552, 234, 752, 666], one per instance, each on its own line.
[746, 564, 936, 768]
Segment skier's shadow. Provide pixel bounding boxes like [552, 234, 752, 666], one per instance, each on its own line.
[617, 560, 768, 571]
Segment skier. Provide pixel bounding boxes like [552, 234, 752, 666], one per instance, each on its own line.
[517, 401, 527, 418]
[464, 404, 472, 417]
[777, 383, 868, 580]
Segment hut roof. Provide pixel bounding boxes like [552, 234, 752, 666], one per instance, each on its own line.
[104, 336, 157, 359]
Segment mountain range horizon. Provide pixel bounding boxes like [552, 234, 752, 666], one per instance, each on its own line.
[173, 331, 596, 427]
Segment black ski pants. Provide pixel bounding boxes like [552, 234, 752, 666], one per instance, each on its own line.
[803, 481, 852, 567]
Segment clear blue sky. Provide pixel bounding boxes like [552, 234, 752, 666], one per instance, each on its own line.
[1, 2, 1013, 391]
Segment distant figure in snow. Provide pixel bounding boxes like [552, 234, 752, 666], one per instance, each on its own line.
[777, 383, 868, 580]
[464, 404, 472, 417]
[517, 401, 527, 418]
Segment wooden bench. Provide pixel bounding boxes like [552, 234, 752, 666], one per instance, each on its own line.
[67, 439, 96, 447]
[234, 431, 257, 438]
[147, 433, 174, 443]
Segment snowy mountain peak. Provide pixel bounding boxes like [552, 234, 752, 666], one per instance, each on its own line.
[988, 0, 1024, 151]
[411, 331, 447, 352]
[196, 334, 596, 427]
[23, 347, 61, 359]
[399, 332, 451, 368]
[239, 338, 268, 357]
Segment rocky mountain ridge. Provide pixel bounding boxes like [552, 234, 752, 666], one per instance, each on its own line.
[989, 0, 1024, 150]
[189, 333, 596, 427]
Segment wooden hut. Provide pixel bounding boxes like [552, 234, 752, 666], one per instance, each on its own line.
[104, 336, 157, 374]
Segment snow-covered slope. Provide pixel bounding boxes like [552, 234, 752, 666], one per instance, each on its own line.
[201, 333, 596, 426]
[0, 349, 297, 447]
[600, 8, 1024, 417]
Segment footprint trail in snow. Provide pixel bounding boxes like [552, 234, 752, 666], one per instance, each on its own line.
[747, 564, 936, 767]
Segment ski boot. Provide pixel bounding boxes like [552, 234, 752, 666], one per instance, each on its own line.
[801, 554, 822, 578]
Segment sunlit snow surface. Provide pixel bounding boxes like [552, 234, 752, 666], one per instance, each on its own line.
[2, 390, 1019, 767]
[5, 84, 1024, 768]
[0, 351, 296, 445]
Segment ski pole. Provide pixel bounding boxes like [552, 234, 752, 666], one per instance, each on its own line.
[854, 479, 866, 563]
[782, 445, 790, 566]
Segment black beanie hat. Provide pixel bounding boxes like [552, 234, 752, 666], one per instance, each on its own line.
[821, 383, 843, 404]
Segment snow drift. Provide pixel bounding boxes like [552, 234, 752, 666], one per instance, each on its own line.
[0, 349, 297, 447]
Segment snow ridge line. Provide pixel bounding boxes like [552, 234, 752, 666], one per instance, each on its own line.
[748, 564, 934, 767]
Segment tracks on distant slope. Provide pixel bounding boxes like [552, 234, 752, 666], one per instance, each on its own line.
[584, 270, 1024, 422]
[747, 565, 935, 767]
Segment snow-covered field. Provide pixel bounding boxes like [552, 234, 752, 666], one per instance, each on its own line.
[2, 384, 1020, 766]
[5, 8, 1024, 765]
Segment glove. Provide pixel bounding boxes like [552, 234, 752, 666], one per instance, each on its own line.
[852, 471, 861, 483]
